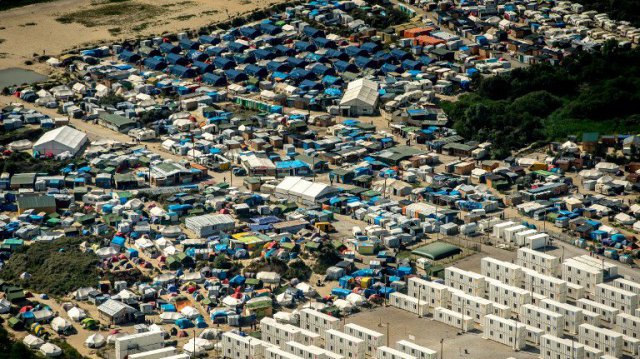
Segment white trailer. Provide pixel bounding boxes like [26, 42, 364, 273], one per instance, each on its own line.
[324, 329, 365, 359]
[519, 304, 565, 337]
[396, 340, 437, 359]
[433, 307, 472, 332]
[407, 277, 450, 309]
[389, 292, 428, 316]
[444, 267, 486, 296]
[577, 298, 618, 324]
[485, 278, 531, 313]
[578, 323, 623, 358]
[481, 257, 523, 287]
[516, 247, 560, 276]
[521, 267, 568, 303]
[482, 315, 527, 350]
[540, 334, 585, 359]
[343, 323, 385, 358]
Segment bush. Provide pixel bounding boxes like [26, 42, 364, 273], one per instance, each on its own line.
[312, 245, 341, 274]
[0, 237, 100, 296]
[283, 260, 312, 281]
[443, 42, 640, 158]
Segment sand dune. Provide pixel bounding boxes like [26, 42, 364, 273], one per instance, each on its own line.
[0, 0, 288, 72]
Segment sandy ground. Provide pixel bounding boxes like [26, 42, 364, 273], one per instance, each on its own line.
[0, 0, 289, 72]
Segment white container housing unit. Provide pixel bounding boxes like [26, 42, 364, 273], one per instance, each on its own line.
[114, 331, 165, 359]
[622, 335, 640, 356]
[516, 247, 560, 276]
[482, 315, 527, 350]
[284, 341, 343, 359]
[299, 308, 342, 335]
[450, 290, 494, 325]
[343, 323, 385, 357]
[433, 307, 472, 332]
[519, 304, 565, 337]
[567, 282, 586, 302]
[395, 340, 437, 359]
[514, 229, 537, 246]
[524, 233, 550, 249]
[492, 221, 515, 238]
[595, 283, 639, 314]
[376, 346, 414, 359]
[444, 267, 486, 296]
[541, 298, 599, 335]
[582, 345, 603, 359]
[562, 255, 618, 295]
[521, 267, 568, 303]
[407, 277, 450, 309]
[485, 278, 531, 312]
[222, 332, 277, 359]
[266, 347, 304, 359]
[616, 313, 640, 338]
[613, 278, 640, 296]
[260, 317, 321, 347]
[540, 334, 585, 359]
[389, 292, 428, 316]
[481, 257, 523, 287]
[577, 323, 623, 357]
[503, 225, 529, 243]
[324, 329, 365, 359]
[576, 298, 618, 324]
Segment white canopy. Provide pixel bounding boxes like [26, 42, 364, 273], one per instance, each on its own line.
[85, 333, 106, 348]
[23, 334, 45, 349]
[51, 317, 72, 332]
[180, 306, 200, 319]
[40, 343, 63, 357]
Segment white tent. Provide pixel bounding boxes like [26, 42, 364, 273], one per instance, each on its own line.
[180, 306, 200, 319]
[198, 328, 220, 340]
[160, 312, 185, 323]
[275, 176, 338, 205]
[85, 333, 106, 348]
[186, 338, 214, 350]
[346, 293, 366, 306]
[339, 78, 379, 116]
[334, 299, 354, 312]
[295, 282, 316, 297]
[40, 343, 63, 357]
[183, 343, 206, 357]
[51, 317, 72, 333]
[33, 126, 88, 156]
[23, 334, 45, 349]
[256, 271, 281, 285]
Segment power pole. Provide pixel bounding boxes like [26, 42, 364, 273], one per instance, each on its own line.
[440, 338, 444, 359]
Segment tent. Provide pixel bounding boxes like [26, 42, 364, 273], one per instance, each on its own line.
[23, 334, 45, 349]
[39, 343, 63, 357]
[180, 306, 200, 319]
[50, 317, 72, 333]
[85, 333, 106, 348]
[81, 318, 98, 330]
[175, 318, 194, 329]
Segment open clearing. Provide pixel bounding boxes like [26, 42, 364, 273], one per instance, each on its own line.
[0, 0, 288, 71]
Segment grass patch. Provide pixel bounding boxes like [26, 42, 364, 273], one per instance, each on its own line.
[56, 2, 165, 27]
[161, 1, 193, 7]
[202, 10, 220, 15]
[173, 14, 196, 21]
[20, 22, 37, 26]
[108, 27, 122, 35]
[0, 39, 4, 44]
[131, 22, 150, 31]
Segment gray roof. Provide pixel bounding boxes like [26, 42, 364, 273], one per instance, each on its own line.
[98, 299, 135, 317]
